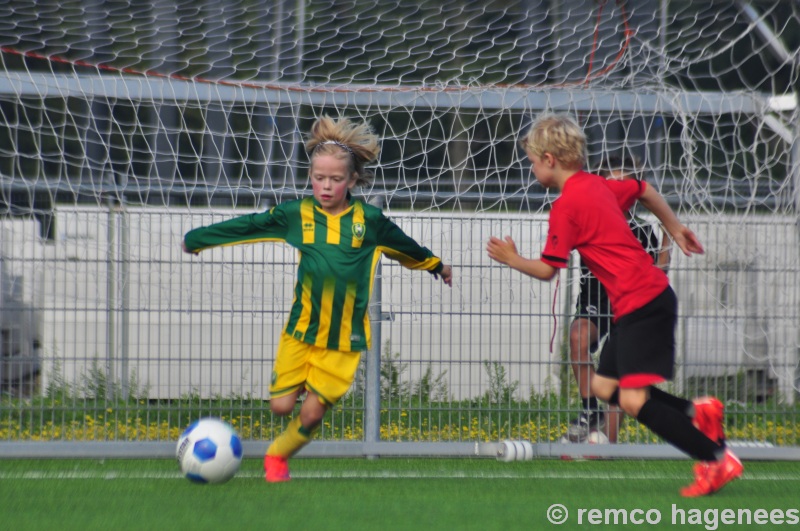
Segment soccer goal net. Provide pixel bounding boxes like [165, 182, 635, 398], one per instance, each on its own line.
[0, 1, 798, 456]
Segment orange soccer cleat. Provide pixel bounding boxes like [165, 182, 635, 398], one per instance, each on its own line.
[680, 450, 743, 497]
[709, 449, 744, 492]
[680, 461, 713, 497]
[264, 455, 291, 483]
[692, 396, 725, 444]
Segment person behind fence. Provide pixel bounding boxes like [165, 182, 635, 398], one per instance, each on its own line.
[486, 112, 742, 497]
[183, 115, 453, 483]
[566, 155, 671, 444]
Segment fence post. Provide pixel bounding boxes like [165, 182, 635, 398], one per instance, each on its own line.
[105, 198, 116, 402]
[792, 117, 800, 406]
[119, 208, 130, 400]
[364, 196, 384, 457]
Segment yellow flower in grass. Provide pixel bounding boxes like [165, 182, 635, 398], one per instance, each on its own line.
[4, 408, 800, 443]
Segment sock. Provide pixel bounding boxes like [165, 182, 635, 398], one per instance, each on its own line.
[648, 386, 693, 417]
[266, 416, 313, 458]
[648, 387, 726, 448]
[636, 399, 724, 462]
[582, 397, 599, 411]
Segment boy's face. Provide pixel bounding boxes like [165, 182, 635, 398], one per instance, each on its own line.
[310, 154, 356, 215]
[527, 151, 556, 188]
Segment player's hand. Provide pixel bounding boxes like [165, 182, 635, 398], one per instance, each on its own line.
[486, 236, 519, 265]
[434, 264, 453, 287]
[672, 225, 704, 256]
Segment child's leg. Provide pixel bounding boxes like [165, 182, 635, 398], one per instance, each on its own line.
[648, 386, 692, 415]
[629, 387, 742, 497]
[269, 390, 302, 416]
[264, 391, 327, 483]
[569, 317, 599, 408]
[605, 406, 623, 443]
[567, 318, 606, 441]
[646, 387, 726, 445]
[267, 391, 326, 458]
[619, 387, 723, 462]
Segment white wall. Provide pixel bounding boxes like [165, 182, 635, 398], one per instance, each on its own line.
[2, 207, 797, 402]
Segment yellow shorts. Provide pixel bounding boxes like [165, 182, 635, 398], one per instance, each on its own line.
[270, 332, 362, 406]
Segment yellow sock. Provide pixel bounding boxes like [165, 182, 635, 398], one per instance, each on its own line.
[266, 416, 313, 458]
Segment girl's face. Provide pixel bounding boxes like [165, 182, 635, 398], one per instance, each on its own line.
[310, 154, 356, 215]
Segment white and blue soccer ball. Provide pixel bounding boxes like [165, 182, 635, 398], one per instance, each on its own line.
[176, 417, 243, 484]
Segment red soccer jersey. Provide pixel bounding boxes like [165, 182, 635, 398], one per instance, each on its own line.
[540, 171, 669, 319]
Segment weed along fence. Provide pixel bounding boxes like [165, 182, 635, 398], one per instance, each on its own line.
[1, 207, 799, 459]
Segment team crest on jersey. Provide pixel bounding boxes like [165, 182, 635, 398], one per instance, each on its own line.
[352, 222, 365, 240]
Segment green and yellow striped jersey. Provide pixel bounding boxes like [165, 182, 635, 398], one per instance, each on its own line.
[184, 195, 443, 352]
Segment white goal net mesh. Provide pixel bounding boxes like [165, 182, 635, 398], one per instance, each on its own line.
[0, 0, 799, 441]
[0, 0, 796, 213]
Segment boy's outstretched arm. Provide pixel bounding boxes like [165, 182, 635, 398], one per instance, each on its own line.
[486, 236, 558, 281]
[638, 185, 704, 257]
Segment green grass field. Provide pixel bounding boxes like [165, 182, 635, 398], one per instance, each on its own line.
[2, 457, 800, 530]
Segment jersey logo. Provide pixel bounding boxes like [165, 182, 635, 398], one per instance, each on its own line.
[550, 234, 559, 248]
[352, 222, 365, 240]
[303, 222, 314, 233]
[350, 334, 362, 343]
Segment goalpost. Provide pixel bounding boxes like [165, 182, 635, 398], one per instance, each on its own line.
[0, 0, 798, 459]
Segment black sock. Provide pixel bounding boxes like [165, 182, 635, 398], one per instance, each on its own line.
[648, 387, 693, 417]
[582, 397, 599, 411]
[637, 399, 723, 462]
[647, 387, 726, 448]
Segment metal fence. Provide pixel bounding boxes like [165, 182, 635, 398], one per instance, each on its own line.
[1, 207, 798, 459]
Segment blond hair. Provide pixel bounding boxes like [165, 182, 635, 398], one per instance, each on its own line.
[521, 113, 586, 169]
[306, 115, 381, 187]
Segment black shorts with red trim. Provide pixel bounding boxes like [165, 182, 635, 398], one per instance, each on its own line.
[596, 286, 677, 388]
